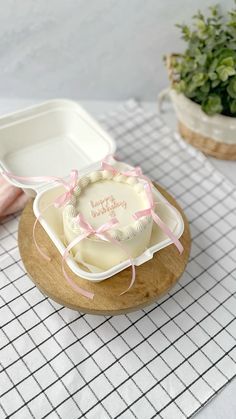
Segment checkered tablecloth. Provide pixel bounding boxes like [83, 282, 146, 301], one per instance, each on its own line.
[0, 101, 236, 419]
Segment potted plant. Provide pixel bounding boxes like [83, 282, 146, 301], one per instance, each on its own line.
[164, 4, 236, 160]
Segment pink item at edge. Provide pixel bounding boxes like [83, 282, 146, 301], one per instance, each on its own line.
[0, 176, 28, 219]
[2, 170, 79, 260]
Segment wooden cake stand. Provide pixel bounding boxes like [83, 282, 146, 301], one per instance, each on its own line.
[18, 184, 191, 315]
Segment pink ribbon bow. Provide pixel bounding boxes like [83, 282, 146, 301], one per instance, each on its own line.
[101, 156, 150, 183]
[52, 170, 79, 208]
[33, 170, 79, 260]
[62, 214, 136, 299]
[134, 183, 184, 254]
[3, 170, 79, 261]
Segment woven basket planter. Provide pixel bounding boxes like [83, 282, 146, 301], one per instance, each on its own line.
[165, 54, 236, 160]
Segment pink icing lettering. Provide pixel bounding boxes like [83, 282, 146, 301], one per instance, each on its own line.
[89, 194, 127, 218]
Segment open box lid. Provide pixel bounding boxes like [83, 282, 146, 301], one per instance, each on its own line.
[0, 99, 116, 194]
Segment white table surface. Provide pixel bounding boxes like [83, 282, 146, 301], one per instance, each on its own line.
[89, 100, 236, 419]
[86, 100, 236, 419]
[0, 98, 235, 419]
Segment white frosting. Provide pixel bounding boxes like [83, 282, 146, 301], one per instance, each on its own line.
[63, 170, 152, 241]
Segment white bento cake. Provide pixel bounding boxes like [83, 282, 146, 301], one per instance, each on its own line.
[63, 170, 153, 271]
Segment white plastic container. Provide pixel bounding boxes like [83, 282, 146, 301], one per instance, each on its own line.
[0, 99, 184, 282]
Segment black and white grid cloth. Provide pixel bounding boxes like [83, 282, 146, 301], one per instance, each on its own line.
[0, 101, 236, 419]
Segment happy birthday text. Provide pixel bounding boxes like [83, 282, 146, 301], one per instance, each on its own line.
[89, 195, 127, 218]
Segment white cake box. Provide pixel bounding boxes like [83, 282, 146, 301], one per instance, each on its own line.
[0, 99, 184, 282]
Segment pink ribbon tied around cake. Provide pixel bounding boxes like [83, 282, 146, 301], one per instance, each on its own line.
[3, 170, 79, 260]
[52, 170, 79, 208]
[134, 182, 184, 254]
[101, 158, 150, 183]
[62, 214, 136, 300]
[101, 157, 183, 254]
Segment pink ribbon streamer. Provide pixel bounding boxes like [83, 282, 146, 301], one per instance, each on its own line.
[3, 170, 78, 207]
[134, 183, 184, 254]
[62, 214, 136, 299]
[3, 170, 79, 261]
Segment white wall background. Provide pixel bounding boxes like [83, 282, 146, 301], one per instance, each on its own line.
[0, 0, 233, 100]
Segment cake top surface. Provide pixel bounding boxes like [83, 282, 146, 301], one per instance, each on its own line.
[63, 170, 152, 240]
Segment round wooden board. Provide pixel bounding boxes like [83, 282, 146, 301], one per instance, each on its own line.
[178, 121, 236, 160]
[18, 184, 191, 315]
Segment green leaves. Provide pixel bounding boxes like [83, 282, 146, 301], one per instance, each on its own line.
[202, 95, 223, 115]
[190, 72, 208, 89]
[217, 65, 236, 81]
[227, 76, 236, 98]
[216, 56, 236, 81]
[170, 4, 236, 116]
[230, 99, 236, 114]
